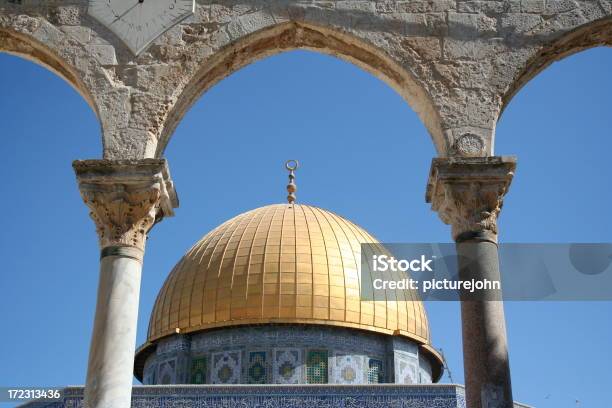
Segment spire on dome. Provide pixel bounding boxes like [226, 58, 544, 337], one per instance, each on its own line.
[285, 159, 299, 204]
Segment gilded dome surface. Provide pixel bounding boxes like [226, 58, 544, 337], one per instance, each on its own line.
[148, 204, 431, 346]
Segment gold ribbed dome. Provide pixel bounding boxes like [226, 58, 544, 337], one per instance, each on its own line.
[147, 204, 433, 346]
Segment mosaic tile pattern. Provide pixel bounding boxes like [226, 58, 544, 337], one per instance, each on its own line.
[156, 336, 190, 355]
[143, 361, 156, 385]
[391, 337, 419, 356]
[247, 351, 268, 384]
[368, 359, 384, 384]
[419, 354, 433, 384]
[191, 356, 206, 384]
[157, 359, 176, 385]
[333, 353, 364, 384]
[23, 384, 544, 408]
[211, 351, 240, 384]
[273, 348, 302, 384]
[396, 353, 419, 384]
[141, 326, 435, 385]
[306, 350, 329, 384]
[190, 325, 387, 355]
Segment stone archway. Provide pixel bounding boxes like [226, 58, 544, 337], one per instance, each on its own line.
[156, 21, 444, 157]
[2, 2, 610, 408]
[501, 16, 612, 117]
[0, 27, 98, 117]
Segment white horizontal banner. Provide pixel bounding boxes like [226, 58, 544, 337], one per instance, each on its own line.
[360, 243, 612, 301]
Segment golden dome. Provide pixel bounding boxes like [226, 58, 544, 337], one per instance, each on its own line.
[147, 204, 435, 348]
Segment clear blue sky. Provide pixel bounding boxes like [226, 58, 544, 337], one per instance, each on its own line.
[0, 46, 610, 408]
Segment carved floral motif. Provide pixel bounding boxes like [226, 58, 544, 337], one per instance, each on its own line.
[74, 159, 178, 251]
[426, 157, 516, 241]
[81, 183, 162, 251]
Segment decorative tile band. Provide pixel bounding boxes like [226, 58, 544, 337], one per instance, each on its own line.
[21, 385, 464, 408]
[19, 385, 531, 408]
[143, 325, 433, 385]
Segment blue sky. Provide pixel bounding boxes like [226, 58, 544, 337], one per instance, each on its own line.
[0, 46, 610, 408]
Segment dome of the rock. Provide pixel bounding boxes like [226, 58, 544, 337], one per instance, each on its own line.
[135, 204, 443, 385]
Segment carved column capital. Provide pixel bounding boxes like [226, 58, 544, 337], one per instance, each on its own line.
[73, 159, 179, 253]
[425, 156, 516, 242]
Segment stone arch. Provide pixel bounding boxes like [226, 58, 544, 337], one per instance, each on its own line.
[0, 14, 131, 158]
[501, 17, 612, 116]
[157, 21, 444, 157]
[0, 27, 98, 118]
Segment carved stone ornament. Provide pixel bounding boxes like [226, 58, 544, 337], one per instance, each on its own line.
[425, 157, 516, 241]
[73, 159, 179, 251]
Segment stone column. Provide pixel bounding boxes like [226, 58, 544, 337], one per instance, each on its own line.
[73, 159, 178, 408]
[426, 156, 516, 408]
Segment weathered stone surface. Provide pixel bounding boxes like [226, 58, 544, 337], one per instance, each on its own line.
[425, 157, 517, 408]
[72, 159, 178, 408]
[0, 0, 610, 159]
[425, 156, 517, 240]
[73, 159, 178, 250]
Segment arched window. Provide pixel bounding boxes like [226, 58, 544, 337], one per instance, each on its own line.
[306, 350, 328, 384]
[247, 351, 268, 384]
[190, 356, 207, 384]
[367, 359, 384, 384]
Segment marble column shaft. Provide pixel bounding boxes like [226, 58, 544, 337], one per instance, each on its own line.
[74, 159, 178, 408]
[426, 156, 516, 408]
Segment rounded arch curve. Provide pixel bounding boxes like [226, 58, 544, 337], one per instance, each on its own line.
[157, 21, 444, 157]
[0, 27, 98, 117]
[501, 17, 612, 115]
